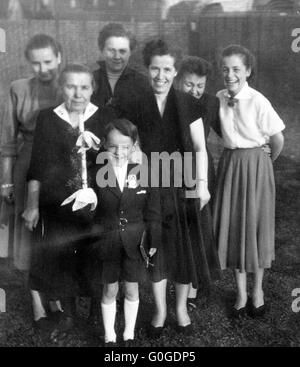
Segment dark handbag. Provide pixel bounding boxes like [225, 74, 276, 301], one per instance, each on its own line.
[139, 230, 154, 268]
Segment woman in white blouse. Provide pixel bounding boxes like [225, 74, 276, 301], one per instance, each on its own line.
[213, 44, 285, 318]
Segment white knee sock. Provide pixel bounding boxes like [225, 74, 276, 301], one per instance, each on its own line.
[101, 301, 117, 343]
[123, 298, 139, 341]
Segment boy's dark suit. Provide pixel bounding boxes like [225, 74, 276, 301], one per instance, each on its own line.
[91, 162, 161, 262]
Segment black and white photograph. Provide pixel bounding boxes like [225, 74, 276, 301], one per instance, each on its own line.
[0, 0, 299, 351]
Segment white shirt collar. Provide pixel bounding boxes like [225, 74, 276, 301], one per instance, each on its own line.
[111, 159, 128, 192]
[224, 82, 252, 100]
[54, 102, 98, 126]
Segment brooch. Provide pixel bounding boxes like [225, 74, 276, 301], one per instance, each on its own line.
[127, 174, 138, 189]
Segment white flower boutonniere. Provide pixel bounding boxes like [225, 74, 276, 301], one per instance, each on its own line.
[127, 174, 138, 189]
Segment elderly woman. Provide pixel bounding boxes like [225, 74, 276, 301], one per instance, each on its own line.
[176, 56, 222, 310]
[91, 22, 150, 116]
[125, 39, 220, 336]
[0, 34, 62, 271]
[23, 63, 115, 331]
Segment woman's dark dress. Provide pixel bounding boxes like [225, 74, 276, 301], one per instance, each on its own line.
[27, 107, 114, 298]
[197, 92, 221, 199]
[92, 61, 150, 116]
[125, 87, 220, 290]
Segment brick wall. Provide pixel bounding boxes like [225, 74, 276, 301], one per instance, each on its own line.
[0, 20, 189, 111]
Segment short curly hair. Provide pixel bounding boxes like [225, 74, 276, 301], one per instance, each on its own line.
[142, 39, 182, 69]
[220, 44, 256, 82]
[97, 23, 137, 51]
[177, 56, 212, 80]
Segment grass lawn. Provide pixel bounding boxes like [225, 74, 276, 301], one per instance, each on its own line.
[0, 105, 299, 347]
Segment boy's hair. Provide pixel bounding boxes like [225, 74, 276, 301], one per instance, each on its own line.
[98, 23, 137, 51]
[142, 39, 182, 69]
[25, 34, 62, 60]
[104, 118, 139, 144]
[221, 44, 256, 81]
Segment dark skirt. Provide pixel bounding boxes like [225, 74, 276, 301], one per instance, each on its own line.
[29, 212, 92, 299]
[150, 187, 220, 290]
[213, 148, 275, 272]
[207, 149, 216, 205]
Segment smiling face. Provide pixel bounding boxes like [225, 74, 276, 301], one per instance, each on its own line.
[105, 128, 134, 166]
[148, 54, 177, 95]
[28, 47, 61, 83]
[101, 36, 131, 74]
[62, 72, 94, 113]
[221, 54, 251, 96]
[180, 72, 207, 99]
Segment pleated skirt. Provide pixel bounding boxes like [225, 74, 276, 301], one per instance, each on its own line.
[213, 148, 275, 272]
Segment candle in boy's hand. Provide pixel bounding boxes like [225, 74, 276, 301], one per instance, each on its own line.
[79, 113, 88, 189]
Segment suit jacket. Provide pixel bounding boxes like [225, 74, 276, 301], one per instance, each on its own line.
[90, 162, 161, 261]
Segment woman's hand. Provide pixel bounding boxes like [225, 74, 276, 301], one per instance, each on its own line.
[0, 185, 15, 204]
[261, 144, 271, 157]
[196, 181, 211, 210]
[22, 208, 39, 231]
[149, 248, 157, 257]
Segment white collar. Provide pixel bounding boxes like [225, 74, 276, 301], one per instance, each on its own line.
[54, 102, 98, 126]
[224, 82, 252, 100]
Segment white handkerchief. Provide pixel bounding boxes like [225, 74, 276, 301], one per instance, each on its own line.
[136, 190, 146, 195]
[61, 188, 98, 211]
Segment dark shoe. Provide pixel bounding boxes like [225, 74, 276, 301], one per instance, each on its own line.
[231, 297, 250, 319]
[248, 303, 267, 318]
[123, 339, 135, 347]
[49, 310, 64, 324]
[33, 317, 53, 332]
[147, 325, 164, 339]
[104, 341, 117, 347]
[176, 324, 193, 336]
[231, 306, 248, 319]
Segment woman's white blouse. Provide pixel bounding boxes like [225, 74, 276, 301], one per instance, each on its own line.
[217, 83, 285, 149]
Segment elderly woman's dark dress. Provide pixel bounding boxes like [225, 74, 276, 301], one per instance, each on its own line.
[125, 87, 220, 290]
[27, 105, 114, 298]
